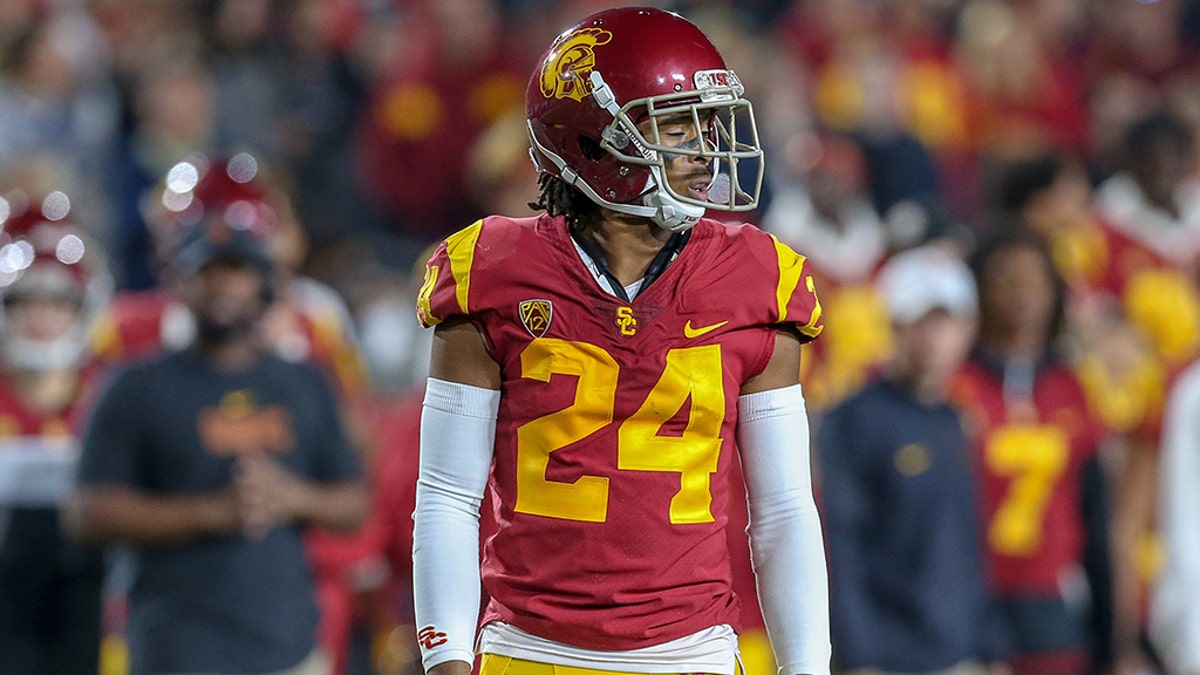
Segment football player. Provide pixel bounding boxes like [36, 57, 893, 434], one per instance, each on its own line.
[952, 228, 1112, 675]
[412, 8, 830, 675]
[0, 190, 109, 674]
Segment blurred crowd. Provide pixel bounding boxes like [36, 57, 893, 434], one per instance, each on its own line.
[2, 0, 1200, 674]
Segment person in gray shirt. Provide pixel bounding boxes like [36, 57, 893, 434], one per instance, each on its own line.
[65, 213, 366, 675]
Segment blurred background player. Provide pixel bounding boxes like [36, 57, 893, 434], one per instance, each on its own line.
[1092, 112, 1200, 377]
[992, 148, 1165, 673]
[65, 203, 366, 675]
[0, 189, 109, 675]
[818, 244, 1009, 675]
[952, 228, 1114, 675]
[93, 152, 379, 675]
[96, 152, 370, 406]
[1090, 111, 1200, 672]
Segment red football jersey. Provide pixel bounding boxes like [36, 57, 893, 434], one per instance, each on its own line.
[1092, 216, 1200, 373]
[0, 366, 98, 438]
[417, 215, 822, 650]
[952, 358, 1102, 595]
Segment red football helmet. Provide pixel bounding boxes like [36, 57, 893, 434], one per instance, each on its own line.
[526, 7, 763, 231]
[152, 152, 306, 274]
[0, 190, 111, 370]
[155, 152, 277, 253]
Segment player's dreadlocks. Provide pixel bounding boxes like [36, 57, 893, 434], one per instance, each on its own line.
[529, 172, 601, 231]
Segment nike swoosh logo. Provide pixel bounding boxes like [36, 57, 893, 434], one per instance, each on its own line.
[684, 320, 728, 339]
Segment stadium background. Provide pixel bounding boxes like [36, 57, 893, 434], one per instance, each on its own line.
[3, 0, 1200, 674]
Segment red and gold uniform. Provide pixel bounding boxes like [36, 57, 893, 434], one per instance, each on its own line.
[1093, 220, 1200, 374]
[1080, 182, 1200, 652]
[954, 358, 1102, 592]
[799, 259, 892, 412]
[0, 367, 97, 444]
[417, 214, 822, 650]
[1068, 196, 1200, 438]
[952, 355, 1104, 673]
[0, 365, 105, 673]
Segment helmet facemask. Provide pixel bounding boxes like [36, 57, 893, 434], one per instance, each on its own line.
[592, 69, 764, 231]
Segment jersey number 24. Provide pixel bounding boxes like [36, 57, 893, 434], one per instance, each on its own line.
[515, 338, 725, 525]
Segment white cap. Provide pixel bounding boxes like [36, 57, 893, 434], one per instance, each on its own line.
[877, 244, 977, 325]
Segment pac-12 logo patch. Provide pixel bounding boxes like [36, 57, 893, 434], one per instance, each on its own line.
[519, 299, 553, 337]
[540, 27, 612, 101]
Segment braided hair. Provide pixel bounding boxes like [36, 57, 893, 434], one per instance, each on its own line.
[528, 173, 601, 232]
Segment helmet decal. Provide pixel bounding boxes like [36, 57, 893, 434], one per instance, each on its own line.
[539, 28, 613, 102]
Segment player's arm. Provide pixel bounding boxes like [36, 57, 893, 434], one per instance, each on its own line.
[738, 327, 832, 675]
[413, 318, 501, 675]
[64, 485, 241, 545]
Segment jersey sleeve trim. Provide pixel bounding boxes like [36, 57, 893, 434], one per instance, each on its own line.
[769, 235, 824, 338]
[417, 220, 484, 328]
[416, 263, 443, 327]
[799, 275, 824, 339]
[770, 234, 804, 323]
[446, 220, 484, 317]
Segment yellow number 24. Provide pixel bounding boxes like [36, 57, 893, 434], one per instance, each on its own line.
[514, 338, 726, 524]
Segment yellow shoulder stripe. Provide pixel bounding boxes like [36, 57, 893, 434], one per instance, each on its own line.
[445, 219, 484, 315]
[770, 234, 805, 323]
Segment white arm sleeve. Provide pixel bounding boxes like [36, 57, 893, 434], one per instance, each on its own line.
[737, 384, 831, 675]
[1152, 363, 1200, 674]
[412, 377, 500, 671]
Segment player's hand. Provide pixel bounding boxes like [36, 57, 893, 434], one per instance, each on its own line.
[234, 453, 308, 538]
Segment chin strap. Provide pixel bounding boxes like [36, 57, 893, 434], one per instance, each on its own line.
[637, 165, 706, 231]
